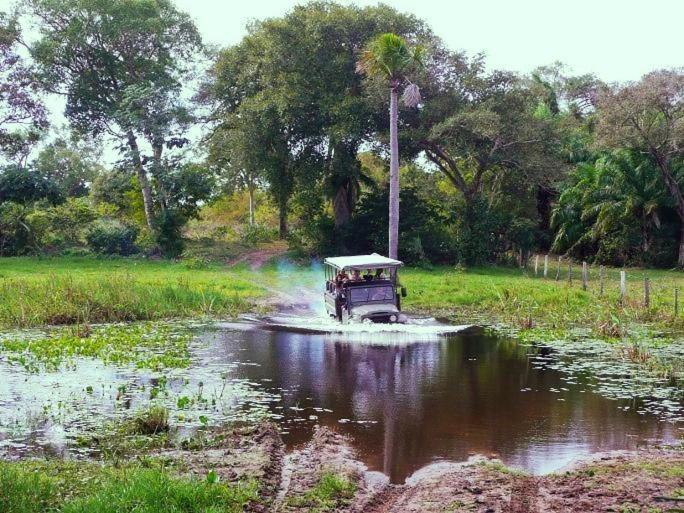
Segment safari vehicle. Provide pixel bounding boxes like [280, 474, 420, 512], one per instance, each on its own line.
[323, 253, 408, 324]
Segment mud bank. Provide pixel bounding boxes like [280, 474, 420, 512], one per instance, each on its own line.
[2, 422, 682, 511]
[150, 424, 683, 512]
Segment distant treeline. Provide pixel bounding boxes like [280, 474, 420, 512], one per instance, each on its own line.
[0, 1, 682, 266]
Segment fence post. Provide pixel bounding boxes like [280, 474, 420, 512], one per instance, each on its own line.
[534, 255, 539, 277]
[599, 266, 605, 297]
[644, 277, 650, 308]
[620, 271, 627, 303]
[582, 261, 588, 291]
[555, 256, 561, 281]
[543, 255, 549, 279]
[567, 261, 573, 284]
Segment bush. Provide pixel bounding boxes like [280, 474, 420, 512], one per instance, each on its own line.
[242, 223, 278, 245]
[86, 219, 138, 255]
[134, 229, 159, 256]
[155, 210, 184, 258]
[454, 198, 506, 265]
[0, 202, 33, 256]
[27, 197, 98, 251]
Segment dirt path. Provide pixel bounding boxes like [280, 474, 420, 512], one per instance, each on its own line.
[226, 241, 289, 270]
[167, 425, 683, 512]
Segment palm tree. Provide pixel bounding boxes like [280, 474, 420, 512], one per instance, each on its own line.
[357, 33, 423, 259]
[585, 151, 668, 254]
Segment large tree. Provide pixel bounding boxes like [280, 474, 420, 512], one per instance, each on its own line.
[357, 32, 423, 259]
[0, 12, 46, 163]
[595, 70, 684, 265]
[23, 0, 201, 231]
[411, 55, 563, 237]
[203, 2, 429, 243]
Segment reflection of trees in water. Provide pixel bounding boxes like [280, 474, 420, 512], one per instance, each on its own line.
[225, 330, 675, 482]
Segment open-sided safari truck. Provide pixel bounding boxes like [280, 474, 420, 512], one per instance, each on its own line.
[323, 253, 408, 324]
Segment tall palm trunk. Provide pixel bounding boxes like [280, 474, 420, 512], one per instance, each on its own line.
[127, 130, 155, 231]
[388, 84, 400, 260]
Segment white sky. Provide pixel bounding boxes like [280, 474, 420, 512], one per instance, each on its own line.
[173, 0, 684, 82]
[2, 0, 681, 163]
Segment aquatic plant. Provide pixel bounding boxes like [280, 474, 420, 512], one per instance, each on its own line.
[0, 323, 193, 372]
[133, 406, 170, 435]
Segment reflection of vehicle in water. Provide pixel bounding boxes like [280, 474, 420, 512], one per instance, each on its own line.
[324, 253, 407, 324]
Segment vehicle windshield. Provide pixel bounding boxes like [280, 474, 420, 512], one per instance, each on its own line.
[349, 286, 394, 303]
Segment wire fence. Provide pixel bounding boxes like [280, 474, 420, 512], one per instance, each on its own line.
[525, 254, 684, 318]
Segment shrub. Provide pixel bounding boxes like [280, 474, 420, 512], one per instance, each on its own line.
[453, 197, 506, 265]
[27, 197, 98, 251]
[243, 223, 278, 245]
[134, 229, 159, 256]
[0, 202, 33, 256]
[155, 210, 184, 258]
[86, 219, 138, 255]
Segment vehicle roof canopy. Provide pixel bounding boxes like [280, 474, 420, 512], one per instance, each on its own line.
[324, 253, 403, 271]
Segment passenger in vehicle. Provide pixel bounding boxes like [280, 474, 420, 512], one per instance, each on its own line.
[335, 270, 349, 288]
[363, 269, 374, 281]
[350, 269, 362, 282]
[374, 268, 386, 280]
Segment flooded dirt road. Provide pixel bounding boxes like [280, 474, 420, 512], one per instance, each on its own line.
[1, 316, 682, 484]
[201, 324, 680, 482]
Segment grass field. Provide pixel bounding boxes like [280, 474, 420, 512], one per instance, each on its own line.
[0, 459, 258, 513]
[0, 256, 266, 328]
[401, 264, 684, 337]
[0, 255, 683, 339]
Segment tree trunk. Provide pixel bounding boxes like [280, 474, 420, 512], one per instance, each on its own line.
[151, 141, 167, 214]
[388, 86, 400, 260]
[278, 199, 287, 239]
[333, 183, 352, 228]
[248, 186, 255, 226]
[127, 131, 155, 231]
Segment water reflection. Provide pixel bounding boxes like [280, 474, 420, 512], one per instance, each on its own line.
[210, 328, 677, 483]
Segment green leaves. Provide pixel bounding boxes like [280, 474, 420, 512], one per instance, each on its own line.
[356, 32, 423, 83]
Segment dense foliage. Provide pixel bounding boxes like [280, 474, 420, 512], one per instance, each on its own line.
[0, 1, 682, 267]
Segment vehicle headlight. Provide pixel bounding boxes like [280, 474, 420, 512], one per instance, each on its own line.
[389, 314, 397, 322]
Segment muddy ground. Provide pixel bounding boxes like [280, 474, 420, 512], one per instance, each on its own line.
[156, 424, 684, 512]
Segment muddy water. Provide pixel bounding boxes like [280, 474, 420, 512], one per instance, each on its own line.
[202, 325, 680, 483]
[0, 321, 681, 484]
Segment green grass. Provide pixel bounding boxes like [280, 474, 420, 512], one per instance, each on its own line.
[401, 265, 684, 337]
[1, 256, 683, 341]
[0, 256, 266, 328]
[285, 472, 357, 512]
[0, 459, 258, 513]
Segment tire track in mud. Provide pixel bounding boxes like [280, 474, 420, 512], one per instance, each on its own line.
[269, 429, 684, 513]
[160, 424, 682, 512]
[508, 476, 540, 513]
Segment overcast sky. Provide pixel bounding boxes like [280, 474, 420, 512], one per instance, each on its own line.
[173, 0, 683, 82]
[3, 0, 681, 163]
